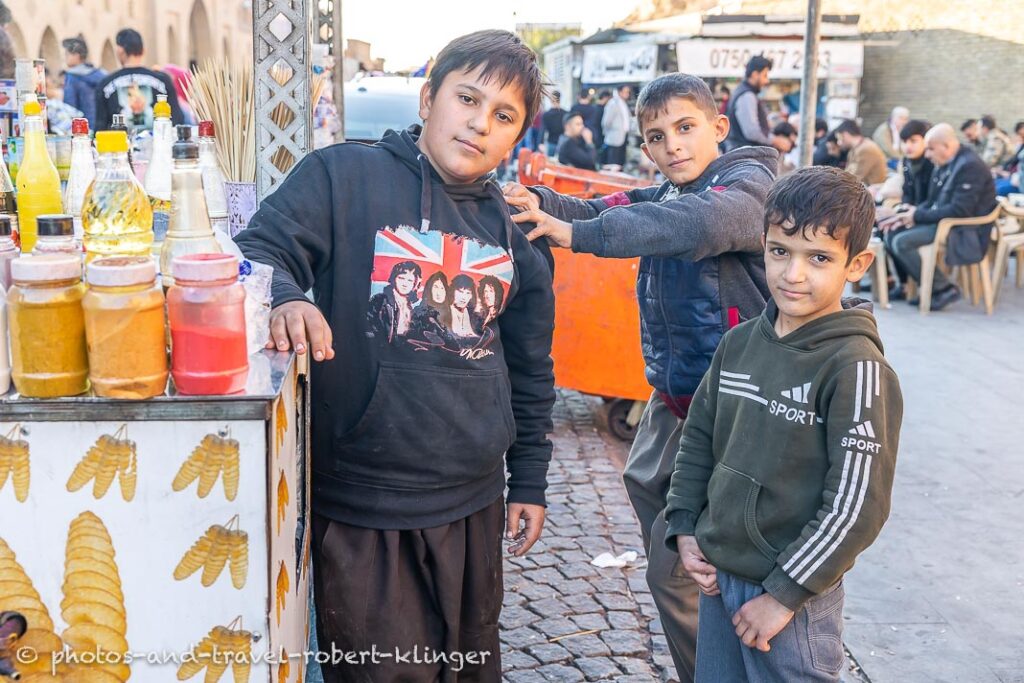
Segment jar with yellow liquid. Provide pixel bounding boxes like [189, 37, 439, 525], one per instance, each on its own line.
[81, 131, 154, 263]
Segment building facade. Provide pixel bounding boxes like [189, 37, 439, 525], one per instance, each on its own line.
[3, 0, 253, 73]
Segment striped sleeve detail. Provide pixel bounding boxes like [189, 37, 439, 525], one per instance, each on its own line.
[853, 360, 881, 422]
[782, 450, 873, 585]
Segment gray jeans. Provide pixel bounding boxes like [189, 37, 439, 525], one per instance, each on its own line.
[697, 570, 845, 683]
[623, 392, 700, 682]
[885, 223, 952, 291]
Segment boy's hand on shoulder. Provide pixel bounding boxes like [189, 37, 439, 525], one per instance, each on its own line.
[676, 535, 720, 596]
[505, 503, 545, 557]
[732, 593, 795, 652]
[511, 208, 573, 249]
[502, 182, 540, 213]
[268, 300, 335, 362]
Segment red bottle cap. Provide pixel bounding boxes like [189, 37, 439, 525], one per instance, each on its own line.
[71, 118, 89, 135]
[198, 120, 215, 138]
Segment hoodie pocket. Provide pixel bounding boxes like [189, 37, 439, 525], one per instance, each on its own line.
[332, 361, 515, 488]
[707, 464, 780, 560]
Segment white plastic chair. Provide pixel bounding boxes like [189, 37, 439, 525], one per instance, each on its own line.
[917, 205, 1001, 314]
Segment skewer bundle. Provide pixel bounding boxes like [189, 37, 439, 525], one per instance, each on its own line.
[184, 57, 256, 183]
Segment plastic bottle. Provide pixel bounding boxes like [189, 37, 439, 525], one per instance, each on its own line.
[0, 281, 9, 394]
[8, 253, 89, 398]
[81, 131, 154, 262]
[144, 94, 173, 257]
[16, 96, 64, 253]
[84, 256, 168, 398]
[160, 125, 222, 286]
[32, 214, 79, 255]
[197, 121, 229, 232]
[168, 253, 248, 395]
[63, 118, 97, 241]
[0, 146, 19, 247]
[0, 216, 19, 290]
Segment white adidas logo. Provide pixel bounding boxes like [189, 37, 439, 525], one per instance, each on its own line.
[781, 383, 812, 404]
[849, 421, 876, 438]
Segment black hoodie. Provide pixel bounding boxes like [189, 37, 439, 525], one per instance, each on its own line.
[235, 127, 556, 529]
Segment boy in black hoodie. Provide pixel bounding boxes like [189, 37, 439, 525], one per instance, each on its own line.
[665, 167, 903, 681]
[235, 31, 555, 683]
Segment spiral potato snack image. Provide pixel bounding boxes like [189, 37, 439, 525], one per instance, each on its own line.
[60, 512, 130, 681]
[173, 517, 249, 589]
[66, 427, 138, 502]
[0, 425, 30, 502]
[0, 538, 62, 676]
[275, 399, 288, 451]
[274, 561, 289, 627]
[275, 470, 289, 535]
[176, 618, 253, 683]
[172, 433, 240, 500]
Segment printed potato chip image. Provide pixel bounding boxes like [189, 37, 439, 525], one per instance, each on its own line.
[276, 470, 289, 535]
[275, 561, 289, 626]
[177, 619, 252, 683]
[0, 425, 30, 503]
[173, 517, 249, 589]
[0, 538, 61, 675]
[172, 433, 240, 500]
[67, 427, 138, 502]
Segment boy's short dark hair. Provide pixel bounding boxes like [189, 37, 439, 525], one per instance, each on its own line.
[764, 166, 875, 262]
[562, 111, 583, 127]
[980, 115, 996, 130]
[815, 117, 828, 135]
[597, 89, 612, 100]
[1015, 120, 1024, 135]
[428, 30, 544, 139]
[62, 36, 88, 58]
[899, 119, 931, 141]
[745, 55, 773, 77]
[833, 119, 861, 137]
[960, 118, 976, 132]
[635, 73, 718, 132]
[772, 122, 797, 138]
[115, 29, 144, 57]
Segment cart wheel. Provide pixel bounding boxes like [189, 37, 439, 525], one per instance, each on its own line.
[606, 398, 639, 441]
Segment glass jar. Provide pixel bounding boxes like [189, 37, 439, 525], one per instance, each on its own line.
[32, 214, 79, 255]
[84, 256, 169, 399]
[168, 253, 248, 395]
[8, 254, 88, 397]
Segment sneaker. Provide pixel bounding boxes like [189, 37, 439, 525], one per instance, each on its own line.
[930, 285, 962, 311]
[888, 284, 906, 301]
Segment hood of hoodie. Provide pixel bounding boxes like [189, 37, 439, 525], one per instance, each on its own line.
[66, 63, 106, 84]
[683, 145, 780, 192]
[759, 296, 883, 355]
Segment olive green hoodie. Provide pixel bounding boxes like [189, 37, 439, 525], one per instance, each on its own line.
[665, 298, 902, 611]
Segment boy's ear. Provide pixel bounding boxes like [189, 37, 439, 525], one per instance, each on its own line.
[418, 81, 433, 121]
[640, 141, 655, 165]
[845, 248, 875, 283]
[714, 114, 730, 144]
[760, 232, 767, 252]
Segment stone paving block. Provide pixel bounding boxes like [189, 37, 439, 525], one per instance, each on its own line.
[561, 594, 603, 615]
[627, 576, 651, 594]
[594, 592, 637, 611]
[605, 610, 642, 631]
[500, 605, 541, 630]
[559, 634, 613, 659]
[570, 612, 609, 631]
[574, 656, 621, 681]
[517, 581, 560, 602]
[601, 630, 649, 656]
[555, 578, 596, 596]
[588, 577, 630, 595]
[529, 553, 561, 568]
[523, 567, 567, 586]
[558, 562, 600, 579]
[535, 664, 586, 682]
[530, 596, 573, 617]
[501, 650, 540, 672]
[533, 616, 581, 639]
[501, 626, 545, 649]
[505, 670, 545, 683]
[526, 642, 574, 665]
[614, 657, 658, 675]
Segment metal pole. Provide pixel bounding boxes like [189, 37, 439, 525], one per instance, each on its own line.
[333, 0, 344, 142]
[798, 0, 823, 168]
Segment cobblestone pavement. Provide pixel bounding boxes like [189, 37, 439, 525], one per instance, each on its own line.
[501, 391, 679, 683]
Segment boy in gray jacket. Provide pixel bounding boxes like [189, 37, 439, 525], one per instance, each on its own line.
[666, 166, 903, 681]
[505, 73, 777, 681]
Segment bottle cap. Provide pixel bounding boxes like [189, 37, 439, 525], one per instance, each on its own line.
[95, 130, 129, 154]
[87, 256, 157, 287]
[36, 215, 74, 237]
[154, 94, 171, 119]
[172, 253, 238, 283]
[176, 125, 192, 142]
[198, 121, 215, 138]
[71, 118, 89, 136]
[22, 97, 41, 116]
[0, 215, 11, 237]
[12, 254, 82, 282]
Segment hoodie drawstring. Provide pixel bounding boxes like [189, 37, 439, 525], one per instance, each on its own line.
[417, 154, 432, 233]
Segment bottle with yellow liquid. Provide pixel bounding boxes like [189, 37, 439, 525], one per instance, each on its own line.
[81, 131, 154, 262]
[16, 96, 63, 253]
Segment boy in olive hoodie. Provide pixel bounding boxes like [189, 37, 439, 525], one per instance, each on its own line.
[665, 166, 903, 681]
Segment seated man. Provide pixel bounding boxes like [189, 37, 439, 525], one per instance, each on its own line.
[961, 119, 984, 155]
[556, 111, 598, 171]
[771, 122, 798, 175]
[835, 119, 889, 185]
[813, 129, 846, 168]
[873, 106, 910, 165]
[979, 115, 1015, 168]
[994, 120, 1024, 197]
[880, 123, 996, 311]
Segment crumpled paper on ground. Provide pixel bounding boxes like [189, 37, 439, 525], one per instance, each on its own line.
[590, 551, 639, 568]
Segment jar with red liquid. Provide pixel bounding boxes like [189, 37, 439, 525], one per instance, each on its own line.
[167, 253, 248, 395]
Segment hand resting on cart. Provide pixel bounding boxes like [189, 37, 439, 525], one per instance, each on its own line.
[266, 300, 336, 362]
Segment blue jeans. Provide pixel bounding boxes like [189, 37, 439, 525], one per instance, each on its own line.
[996, 177, 1018, 196]
[696, 570, 846, 683]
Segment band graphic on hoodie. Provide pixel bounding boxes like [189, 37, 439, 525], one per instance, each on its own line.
[367, 225, 514, 359]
